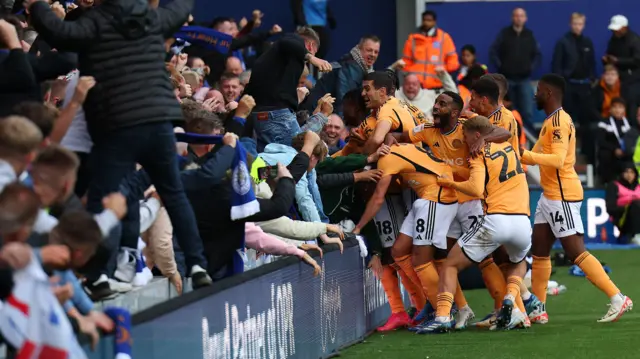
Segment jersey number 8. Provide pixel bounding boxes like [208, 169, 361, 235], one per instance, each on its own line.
[489, 146, 525, 183]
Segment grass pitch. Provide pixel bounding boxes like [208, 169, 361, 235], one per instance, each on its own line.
[340, 250, 640, 359]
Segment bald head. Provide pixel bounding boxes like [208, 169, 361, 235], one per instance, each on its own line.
[225, 57, 243, 76]
[512, 8, 527, 28]
[402, 74, 422, 100]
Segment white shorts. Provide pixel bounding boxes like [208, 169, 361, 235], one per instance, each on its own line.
[374, 195, 408, 248]
[446, 200, 485, 239]
[533, 194, 584, 238]
[459, 214, 532, 264]
[400, 199, 458, 249]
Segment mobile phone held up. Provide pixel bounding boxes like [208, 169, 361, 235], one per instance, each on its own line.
[257, 166, 278, 181]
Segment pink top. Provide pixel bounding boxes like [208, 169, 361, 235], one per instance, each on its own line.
[615, 181, 640, 207]
[244, 223, 306, 258]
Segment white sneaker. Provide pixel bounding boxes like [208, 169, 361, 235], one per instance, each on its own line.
[528, 302, 549, 324]
[491, 308, 526, 331]
[454, 306, 475, 330]
[132, 252, 153, 287]
[115, 247, 137, 283]
[598, 296, 633, 323]
[108, 278, 133, 293]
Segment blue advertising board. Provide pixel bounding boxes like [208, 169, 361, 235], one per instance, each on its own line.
[88, 244, 400, 359]
[529, 188, 620, 243]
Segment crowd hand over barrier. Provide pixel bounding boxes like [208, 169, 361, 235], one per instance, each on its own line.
[170, 272, 183, 295]
[50, 276, 73, 304]
[368, 254, 383, 279]
[300, 243, 323, 258]
[354, 169, 383, 183]
[319, 233, 343, 254]
[236, 94, 256, 119]
[325, 223, 344, 240]
[302, 253, 322, 276]
[313, 93, 335, 117]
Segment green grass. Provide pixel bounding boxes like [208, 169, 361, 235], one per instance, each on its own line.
[340, 250, 640, 359]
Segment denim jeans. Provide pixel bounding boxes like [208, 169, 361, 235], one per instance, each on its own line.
[85, 121, 207, 279]
[252, 109, 301, 153]
[507, 79, 534, 125]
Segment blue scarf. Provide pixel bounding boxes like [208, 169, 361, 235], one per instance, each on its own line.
[175, 132, 260, 274]
[175, 26, 233, 55]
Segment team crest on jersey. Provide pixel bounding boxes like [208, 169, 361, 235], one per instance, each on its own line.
[412, 124, 425, 135]
[552, 129, 562, 143]
[452, 139, 463, 149]
[407, 180, 420, 187]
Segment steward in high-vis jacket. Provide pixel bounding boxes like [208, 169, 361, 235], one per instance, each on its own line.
[401, 10, 459, 90]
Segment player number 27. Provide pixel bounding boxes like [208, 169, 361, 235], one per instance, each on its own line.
[489, 146, 524, 183]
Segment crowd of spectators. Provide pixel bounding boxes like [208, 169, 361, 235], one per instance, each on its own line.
[0, 0, 640, 355]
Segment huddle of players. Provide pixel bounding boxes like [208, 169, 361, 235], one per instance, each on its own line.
[342, 71, 633, 333]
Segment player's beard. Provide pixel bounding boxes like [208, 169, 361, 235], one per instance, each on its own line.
[535, 97, 545, 111]
[433, 112, 452, 128]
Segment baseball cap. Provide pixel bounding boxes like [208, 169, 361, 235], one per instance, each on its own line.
[608, 15, 629, 31]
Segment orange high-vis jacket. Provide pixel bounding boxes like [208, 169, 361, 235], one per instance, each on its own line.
[402, 28, 459, 90]
[458, 84, 471, 109]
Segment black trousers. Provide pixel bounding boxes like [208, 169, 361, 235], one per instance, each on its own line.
[85, 121, 207, 280]
[564, 82, 596, 163]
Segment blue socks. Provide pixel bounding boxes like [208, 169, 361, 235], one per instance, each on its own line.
[104, 307, 132, 359]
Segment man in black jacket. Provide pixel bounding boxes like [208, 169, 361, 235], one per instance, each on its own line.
[604, 15, 640, 125]
[25, 0, 213, 288]
[244, 26, 331, 152]
[489, 7, 541, 125]
[552, 13, 596, 125]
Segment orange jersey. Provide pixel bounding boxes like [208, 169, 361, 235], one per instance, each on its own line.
[488, 106, 520, 156]
[460, 142, 529, 215]
[377, 144, 457, 204]
[408, 120, 482, 203]
[522, 108, 583, 201]
[344, 97, 428, 156]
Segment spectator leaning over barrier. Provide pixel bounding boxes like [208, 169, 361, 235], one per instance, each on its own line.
[290, 0, 336, 70]
[552, 13, 596, 128]
[605, 163, 640, 244]
[302, 35, 380, 114]
[401, 10, 459, 91]
[604, 15, 640, 122]
[490, 7, 541, 126]
[245, 26, 332, 152]
[24, 0, 214, 291]
[597, 98, 639, 183]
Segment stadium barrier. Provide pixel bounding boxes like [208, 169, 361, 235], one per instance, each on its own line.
[86, 239, 405, 359]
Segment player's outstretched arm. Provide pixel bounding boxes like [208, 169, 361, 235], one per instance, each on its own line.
[437, 159, 485, 198]
[353, 175, 393, 234]
[484, 125, 512, 144]
[521, 122, 569, 169]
